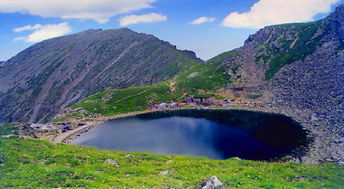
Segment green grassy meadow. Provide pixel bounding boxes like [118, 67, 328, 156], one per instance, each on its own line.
[0, 137, 343, 188]
[0, 123, 343, 188]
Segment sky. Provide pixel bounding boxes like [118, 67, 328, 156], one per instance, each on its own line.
[0, 0, 343, 61]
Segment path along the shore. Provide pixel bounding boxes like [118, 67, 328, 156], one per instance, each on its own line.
[51, 121, 101, 144]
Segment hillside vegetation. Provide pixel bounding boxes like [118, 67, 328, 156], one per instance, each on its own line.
[1, 136, 343, 188]
[0, 124, 343, 188]
[64, 62, 230, 119]
[259, 21, 325, 79]
[0, 28, 203, 123]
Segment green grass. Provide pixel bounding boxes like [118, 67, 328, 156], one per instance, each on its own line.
[71, 62, 231, 117]
[207, 50, 239, 66]
[51, 117, 70, 123]
[265, 21, 323, 79]
[0, 138, 343, 188]
[0, 123, 17, 136]
[74, 83, 174, 116]
[175, 64, 230, 91]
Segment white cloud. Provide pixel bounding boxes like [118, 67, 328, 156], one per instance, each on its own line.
[222, 0, 340, 29]
[119, 13, 167, 26]
[0, 0, 156, 23]
[14, 22, 71, 43]
[190, 17, 216, 25]
[13, 37, 26, 41]
[13, 24, 43, 32]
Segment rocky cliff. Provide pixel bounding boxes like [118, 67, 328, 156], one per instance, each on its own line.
[209, 4, 344, 163]
[0, 28, 202, 123]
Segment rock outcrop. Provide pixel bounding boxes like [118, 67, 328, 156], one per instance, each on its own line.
[104, 159, 119, 167]
[200, 176, 225, 189]
[0, 28, 202, 123]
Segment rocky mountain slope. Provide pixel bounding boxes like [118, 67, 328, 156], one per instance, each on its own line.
[209, 4, 344, 163]
[0, 28, 202, 123]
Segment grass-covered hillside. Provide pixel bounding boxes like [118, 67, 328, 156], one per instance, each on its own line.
[206, 19, 332, 82]
[1, 128, 343, 188]
[58, 62, 231, 119]
[258, 21, 325, 79]
[0, 124, 343, 188]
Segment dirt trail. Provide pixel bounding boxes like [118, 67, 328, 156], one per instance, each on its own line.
[51, 121, 101, 144]
[168, 80, 176, 92]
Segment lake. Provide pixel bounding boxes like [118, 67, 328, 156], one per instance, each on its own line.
[70, 110, 307, 160]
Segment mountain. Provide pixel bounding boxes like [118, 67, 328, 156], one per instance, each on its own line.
[0, 28, 202, 123]
[209, 4, 344, 163]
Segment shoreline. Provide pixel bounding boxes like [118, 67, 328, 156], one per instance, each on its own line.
[47, 103, 343, 164]
[52, 105, 276, 144]
[50, 105, 312, 163]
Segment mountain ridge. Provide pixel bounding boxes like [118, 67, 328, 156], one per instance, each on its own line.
[0, 28, 202, 123]
[208, 4, 344, 164]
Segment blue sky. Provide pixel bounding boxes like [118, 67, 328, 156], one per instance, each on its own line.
[0, 0, 343, 61]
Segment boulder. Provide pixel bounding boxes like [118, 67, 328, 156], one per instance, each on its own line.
[201, 176, 225, 189]
[104, 159, 119, 167]
[160, 170, 169, 175]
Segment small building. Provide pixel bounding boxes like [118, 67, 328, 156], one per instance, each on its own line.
[184, 97, 194, 103]
[184, 96, 216, 106]
[158, 103, 169, 109]
[170, 102, 179, 108]
[32, 125, 57, 133]
[193, 96, 213, 105]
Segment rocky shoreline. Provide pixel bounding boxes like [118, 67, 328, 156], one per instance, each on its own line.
[45, 105, 334, 164]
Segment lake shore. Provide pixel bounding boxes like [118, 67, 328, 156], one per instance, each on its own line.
[47, 103, 343, 165]
[51, 105, 275, 144]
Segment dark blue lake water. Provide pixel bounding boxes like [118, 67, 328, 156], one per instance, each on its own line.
[71, 110, 307, 160]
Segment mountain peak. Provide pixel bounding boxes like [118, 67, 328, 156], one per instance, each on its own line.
[116, 27, 134, 32]
[327, 3, 344, 20]
[0, 28, 202, 123]
[335, 3, 344, 12]
[79, 29, 103, 34]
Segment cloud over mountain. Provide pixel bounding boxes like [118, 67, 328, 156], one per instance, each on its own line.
[119, 13, 167, 26]
[222, 0, 340, 29]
